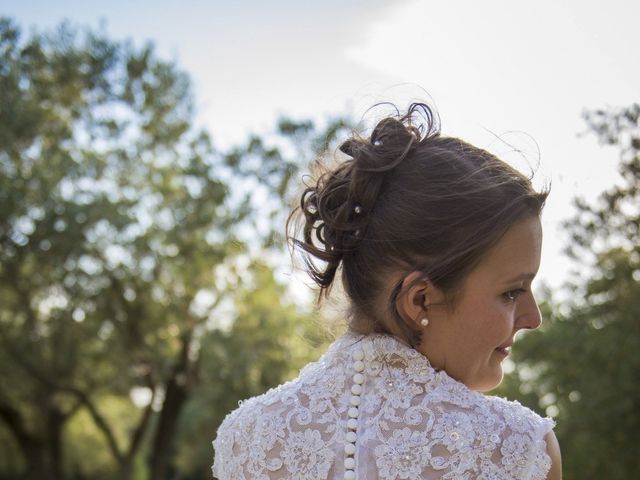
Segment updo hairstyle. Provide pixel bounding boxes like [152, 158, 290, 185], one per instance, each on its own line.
[286, 103, 548, 348]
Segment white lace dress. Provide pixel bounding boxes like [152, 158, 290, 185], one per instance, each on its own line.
[212, 331, 555, 479]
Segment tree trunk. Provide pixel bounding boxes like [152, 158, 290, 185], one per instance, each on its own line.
[148, 371, 189, 480]
[22, 442, 52, 480]
[47, 404, 65, 480]
[117, 460, 134, 480]
[148, 333, 197, 480]
[0, 400, 54, 480]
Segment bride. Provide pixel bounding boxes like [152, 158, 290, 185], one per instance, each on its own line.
[212, 103, 562, 479]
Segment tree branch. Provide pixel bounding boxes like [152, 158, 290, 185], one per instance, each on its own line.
[68, 387, 124, 464]
[0, 396, 38, 451]
[124, 373, 156, 462]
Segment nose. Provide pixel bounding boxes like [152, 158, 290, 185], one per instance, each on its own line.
[515, 291, 542, 330]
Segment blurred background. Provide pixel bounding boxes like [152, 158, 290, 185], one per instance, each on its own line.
[0, 1, 638, 479]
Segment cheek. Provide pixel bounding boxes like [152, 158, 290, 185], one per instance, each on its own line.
[457, 300, 512, 346]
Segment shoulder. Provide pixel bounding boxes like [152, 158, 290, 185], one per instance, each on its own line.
[211, 378, 305, 480]
[214, 335, 349, 433]
[483, 394, 555, 435]
[424, 375, 556, 479]
[544, 429, 563, 480]
[211, 343, 347, 480]
[482, 394, 557, 480]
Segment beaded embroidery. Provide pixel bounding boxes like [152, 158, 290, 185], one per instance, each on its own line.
[212, 331, 555, 479]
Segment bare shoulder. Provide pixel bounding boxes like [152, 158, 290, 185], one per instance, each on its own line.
[544, 430, 562, 480]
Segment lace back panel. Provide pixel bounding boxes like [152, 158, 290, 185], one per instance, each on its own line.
[212, 332, 554, 479]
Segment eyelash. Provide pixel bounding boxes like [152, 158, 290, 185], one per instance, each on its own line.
[502, 288, 526, 302]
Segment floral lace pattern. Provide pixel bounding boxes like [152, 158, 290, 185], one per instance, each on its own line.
[212, 332, 555, 479]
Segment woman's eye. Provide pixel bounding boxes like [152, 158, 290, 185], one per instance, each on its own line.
[503, 288, 526, 302]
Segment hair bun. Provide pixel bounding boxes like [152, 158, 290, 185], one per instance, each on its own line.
[370, 117, 417, 148]
[286, 102, 443, 302]
[338, 138, 362, 158]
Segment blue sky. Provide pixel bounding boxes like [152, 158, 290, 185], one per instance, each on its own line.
[5, 0, 640, 299]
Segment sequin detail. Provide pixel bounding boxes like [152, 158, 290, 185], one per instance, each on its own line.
[212, 332, 555, 479]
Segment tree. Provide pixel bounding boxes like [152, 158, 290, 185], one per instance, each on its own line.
[0, 17, 352, 479]
[496, 104, 640, 479]
[0, 17, 243, 480]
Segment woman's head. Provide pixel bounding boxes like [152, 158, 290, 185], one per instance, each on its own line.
[395, 214, 544, 391]
[287, 103, 548, 389]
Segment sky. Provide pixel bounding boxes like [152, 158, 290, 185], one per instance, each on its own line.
[5, 0, 640, 302]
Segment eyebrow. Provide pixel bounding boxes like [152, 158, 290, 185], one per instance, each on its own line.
[503, 272, 537, 284]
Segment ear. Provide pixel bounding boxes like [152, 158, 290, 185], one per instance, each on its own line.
[395, 271, 445, 326]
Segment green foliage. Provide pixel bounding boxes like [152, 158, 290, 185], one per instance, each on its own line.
[222, 114, 352, 251]
[565, 104, 640, 263]
[63, 406, 122, 478]
[0, 11, 242, 478]
[496, 104, 640, 479]
[173, 261, 332, 478]
[0, 16, 350, 479]
[0, 15, 241, 479]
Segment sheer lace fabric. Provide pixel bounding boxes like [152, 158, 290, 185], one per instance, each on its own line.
[212, 331, 554, 479]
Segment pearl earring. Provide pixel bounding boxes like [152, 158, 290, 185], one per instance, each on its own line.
[420, 317, 429, 327]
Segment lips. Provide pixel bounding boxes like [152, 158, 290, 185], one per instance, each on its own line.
[495, 341, 513, 356]
[495, 346, 511, 356]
